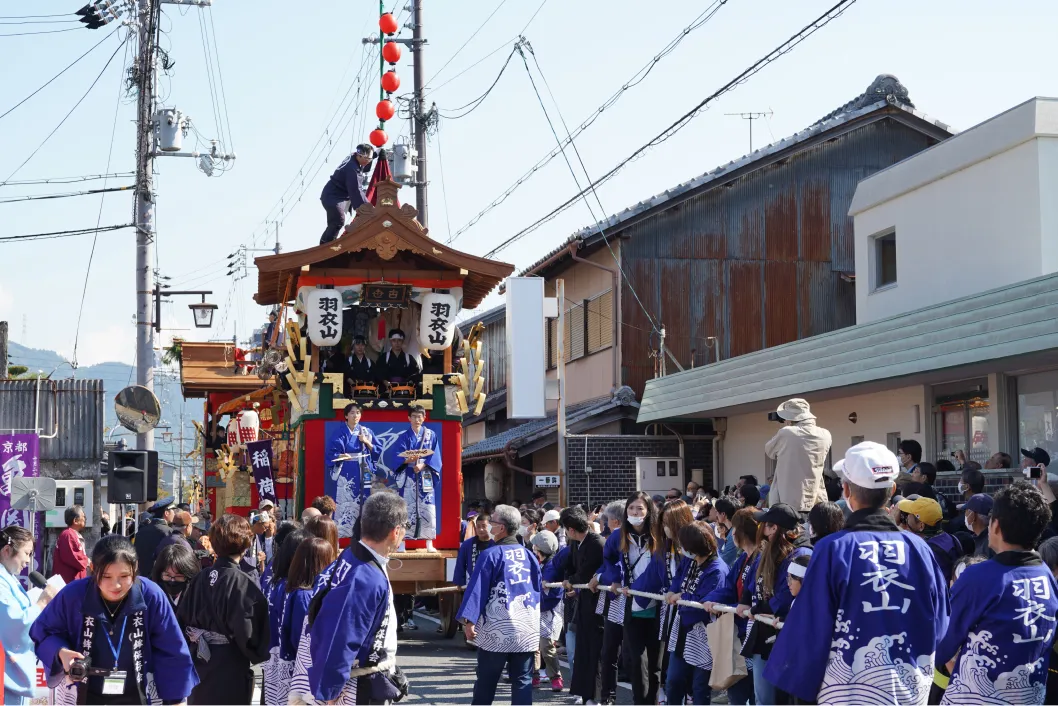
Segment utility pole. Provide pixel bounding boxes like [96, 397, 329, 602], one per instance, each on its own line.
[134, 0, 160, 452]
[555, 279, 566, 506]
[411, 0, 428, 229]
[0, 321, 8, 379]
[725, 110, 773, 152]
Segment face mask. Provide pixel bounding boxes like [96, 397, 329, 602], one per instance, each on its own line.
[680, 549, 695, 560]
[627, 516, 645, 527]
[517, 526, 529, 538]
[663, 527, 673, 539]
[957, 482, 969, 494]
[485, 523, 495, 540]
[161, 580, 184, 598]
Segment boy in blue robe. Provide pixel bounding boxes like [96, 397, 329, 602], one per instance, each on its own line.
[454, 512, 494, 586]
[326, 402, 382, 540]
[458, 504, 542, 706]
[937, 481, 1058, 705]
[764, 441, 950, 705]
[392, 404, 442, 551]
[307, 493, 408, 704]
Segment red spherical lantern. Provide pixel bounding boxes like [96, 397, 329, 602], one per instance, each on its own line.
[382, 41, 402, 64]
[380, 71, 400, 93]
[379, 13, 398, 34]
[376, 99, 395, 121]
[369, 128, 388, 148]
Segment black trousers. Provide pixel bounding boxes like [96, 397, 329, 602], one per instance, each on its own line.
[625, 615, 662, 705]
[570, 612, 604, 702]
[599, 619, 623, 703]
[320, 199, 348, 243]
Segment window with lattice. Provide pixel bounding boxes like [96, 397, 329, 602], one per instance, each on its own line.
[586, 289, 613, 353]
[567, 303, 585, 361]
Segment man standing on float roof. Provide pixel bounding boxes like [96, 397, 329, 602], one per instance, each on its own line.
[393, 404, 441, 552]
[319, 143, 375, 244]
[327, 402, 382, 540]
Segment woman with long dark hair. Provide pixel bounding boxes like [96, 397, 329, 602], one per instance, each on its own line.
[734, 503, 811, 705]
[304, 515, 339, 559]
[807, 501, 845, 545]
[2, 526, 59, 705]
[275, 537, 335, 706]
[31, 535, 197, 704]
[151, 543, 200, 608]
[664, 521, 728, 706]
[177, 514, 270, 705]
[261, 529, 309, 705]
[590, 491, 661, 705]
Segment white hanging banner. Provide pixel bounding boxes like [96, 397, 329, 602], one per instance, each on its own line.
[419, 292, 457, 350]
[307, 289, 342, 347]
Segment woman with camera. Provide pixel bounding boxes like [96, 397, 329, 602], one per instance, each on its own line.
[1, 525, 58, 705]
[30, 534, 197, 705]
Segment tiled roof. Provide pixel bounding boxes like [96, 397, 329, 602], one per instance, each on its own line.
[519, 75, 950, 277]
[463, 386, 639, 460]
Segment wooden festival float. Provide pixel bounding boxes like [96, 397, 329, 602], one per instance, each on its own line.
[244, 176, 513, 632]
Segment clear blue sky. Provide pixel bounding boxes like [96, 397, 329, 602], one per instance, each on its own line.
[2, 0, 1056, 369]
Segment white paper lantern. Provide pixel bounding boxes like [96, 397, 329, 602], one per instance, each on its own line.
[419, 292, 458, 350]
[307, 289, 342, 347]
[236, 409, 260, 444]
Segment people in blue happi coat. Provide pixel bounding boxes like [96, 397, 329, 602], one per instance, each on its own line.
[392, 404, 442, 551]
[661, 521, 729, 706]
[31, 534, 198, 705]
[936, 481, 1058, 705]
[307, 493, 408, 704]
[261, 527, 308, 706]
[702, 507, 763, 706]
[454, 511, 493, 586]
[590, 491, 662, 705]
[531, 529, 565, 692]
[1, 525, 59, 706]
[458, 504, 542, 706]
[764, 441, 950, 705]
[327, 402, 382, 540]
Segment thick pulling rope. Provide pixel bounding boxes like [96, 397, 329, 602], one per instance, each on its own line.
[416, 585, 465, 595]
[543, 582, 784, 629]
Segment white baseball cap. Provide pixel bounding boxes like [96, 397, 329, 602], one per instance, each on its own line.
[542, 509, 561, 524]
[834, 441, 900, 489]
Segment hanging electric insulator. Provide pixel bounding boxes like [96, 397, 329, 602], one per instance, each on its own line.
[381, 70, 400, 93]
[369, 128, 388, 148]
[382, 41, 401, 64]
[379, 12, 398, 34]
[376, 100, 396, 121]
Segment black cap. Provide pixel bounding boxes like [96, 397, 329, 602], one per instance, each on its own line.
[148, 497, 175, 515]
[1021, 447, 1050, 467]
[753, 503, 800, 531]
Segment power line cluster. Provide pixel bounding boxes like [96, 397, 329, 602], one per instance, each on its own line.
[445, 0, 730, 245]
[483, 0, 861, 259]
[0, 223, 133, 244]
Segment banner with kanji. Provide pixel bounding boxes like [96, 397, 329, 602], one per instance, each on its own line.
[0, 433, 43, 580]
[247, 439, 277, 507]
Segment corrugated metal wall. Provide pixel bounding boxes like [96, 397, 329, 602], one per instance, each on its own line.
[0, 379, 105, 460]
[621, 118, 938, 396]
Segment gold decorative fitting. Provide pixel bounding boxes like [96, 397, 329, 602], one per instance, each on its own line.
[380, 197, 395, 207]
[374, 232, 399, 260]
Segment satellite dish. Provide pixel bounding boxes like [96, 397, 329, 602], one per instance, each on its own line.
[11, 476, 57, 512]
[115, 385, 162, 434]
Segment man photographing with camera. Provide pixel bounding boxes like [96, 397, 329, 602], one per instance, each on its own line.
[764, 398, 832, 517]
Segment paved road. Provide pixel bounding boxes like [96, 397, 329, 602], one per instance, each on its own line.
[401, 610, 636, 705]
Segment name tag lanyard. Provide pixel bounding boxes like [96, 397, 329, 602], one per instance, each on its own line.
[102, 616, 128, 669]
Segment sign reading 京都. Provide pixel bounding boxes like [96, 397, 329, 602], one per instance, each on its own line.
[535, 475, 560, 488]
[419, 292, 457, 350]
[307, 289, 342, 347]
[246, 439, 277, 506]
[0, 433, 43, 581]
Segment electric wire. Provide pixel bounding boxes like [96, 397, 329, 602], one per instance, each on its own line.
[1, 32, 129, 186]
[0, 185, 134, 204]
[435, 124, 453, 241]
[206, 6, 235, 153]
[483, 0, 860, 258]
[445, 0, 730, 244]
[0, 224, 133, 243]
[0, 13, 75, 20]
[0, 26, 80, 37]
[73, 35, 131, 369]
[516, 45, 660, 333]
[437, 46, 518, 120]
[196, 9, 225, 155]
[0, 172, 134, 186]
[425, 0, 510, 90]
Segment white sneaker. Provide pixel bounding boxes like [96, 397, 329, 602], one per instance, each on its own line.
[405, 618, 418, 630]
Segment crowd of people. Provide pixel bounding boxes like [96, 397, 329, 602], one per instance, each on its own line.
[2, 433, 1058, 705]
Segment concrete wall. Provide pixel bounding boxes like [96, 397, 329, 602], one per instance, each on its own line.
[721, 385, 927, 489]
[854, 139, 1046, 323]
[545, 247, 618, 406]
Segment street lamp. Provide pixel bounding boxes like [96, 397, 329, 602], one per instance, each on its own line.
[188, 295, 218, 329]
